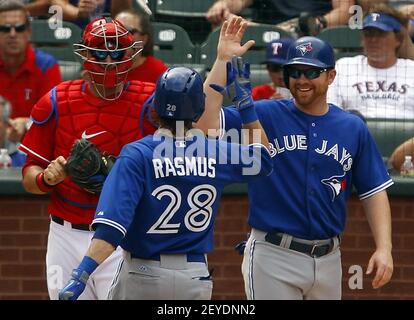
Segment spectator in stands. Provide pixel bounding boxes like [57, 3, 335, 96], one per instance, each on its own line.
[327, 3, 414, 119]
[389, 137, 414, 171]
[206, 0, 355, 36]
[51, 0, 132, 30]
[0, 0, 62, 143]
[0, 96, 26, 167]
[357, 0, 414, 60]
[252, 38, 292, 100]
[115, 9, 168, 83]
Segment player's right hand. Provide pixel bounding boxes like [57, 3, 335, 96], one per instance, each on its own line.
[44, 156, 67, 186]
[216, 16, 255, 61]
[58, 268, 89, 300]
[210, 56, 253, 110]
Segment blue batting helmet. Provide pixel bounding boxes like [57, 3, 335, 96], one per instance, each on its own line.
[284, 36, 335, 69]
[154, 67, 205, 122]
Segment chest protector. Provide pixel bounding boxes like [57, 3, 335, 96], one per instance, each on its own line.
[32, 80, 155, 223]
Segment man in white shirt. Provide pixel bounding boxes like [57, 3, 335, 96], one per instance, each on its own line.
[327, 4, 414, 119]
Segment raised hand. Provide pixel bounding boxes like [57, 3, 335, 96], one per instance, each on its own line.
[217, 16, 255, 61]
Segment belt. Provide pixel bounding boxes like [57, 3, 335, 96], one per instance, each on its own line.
[51, 215, 91, 231]
[264, 232, 336, 258]
[131, 253, 206, 263]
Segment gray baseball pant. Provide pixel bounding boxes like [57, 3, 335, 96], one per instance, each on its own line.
[108, 251, 212, 300]
[242, 228, 342, 300]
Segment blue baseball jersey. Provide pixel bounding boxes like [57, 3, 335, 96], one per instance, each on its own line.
[92, 130, 272, 259]
[220, 99, 393, 239]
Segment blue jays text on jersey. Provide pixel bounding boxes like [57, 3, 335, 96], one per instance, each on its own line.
[220, 99, 393, 240]
[91, 129, 272, 259]
[267, 135, 353, 172]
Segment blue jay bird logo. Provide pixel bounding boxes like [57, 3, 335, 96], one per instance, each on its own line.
[296, 43, 313, 56]
[321, 173, 347, 201]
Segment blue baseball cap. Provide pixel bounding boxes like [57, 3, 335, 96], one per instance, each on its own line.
[262, 38, 294, 65]
[363, 12, 401, 32]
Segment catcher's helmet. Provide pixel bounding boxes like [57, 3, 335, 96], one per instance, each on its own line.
[154, 67, 205, 122]
[73, 17, 142, 100]
[284, 36, 335, 69]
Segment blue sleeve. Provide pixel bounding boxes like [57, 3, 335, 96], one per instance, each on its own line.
[217, 141, 273, 183]
[92, 144, 146, 234]
[352, 125, 393, 200]
[220, 106, 242, 140]
[93, 224, 124, 248]
[238, 143, 273, 180]
[220, 100, 274, 140]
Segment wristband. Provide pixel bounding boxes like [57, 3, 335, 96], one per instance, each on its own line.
[71, 256, 99, 285]
[237, 96, 259, 124]
[78, 256, 99, 276]
[35, 172, 54, 193]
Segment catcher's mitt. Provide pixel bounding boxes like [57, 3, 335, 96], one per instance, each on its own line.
[65, 139, 116, 194]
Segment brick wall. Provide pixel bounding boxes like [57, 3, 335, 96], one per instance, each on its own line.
[0, 194, 413, 300]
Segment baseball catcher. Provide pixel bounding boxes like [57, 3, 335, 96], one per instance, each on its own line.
[65, 139, 116, 194]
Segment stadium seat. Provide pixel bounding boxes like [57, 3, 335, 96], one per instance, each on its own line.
[152, 22, 198, 63]
[317, 26, 363, 60]
[30, 19, 82, 61]
[367, 119, 414, 158]
[152, 21, 206, 77]
[200, 24, 294, 68]
[151, 0, 215, 44]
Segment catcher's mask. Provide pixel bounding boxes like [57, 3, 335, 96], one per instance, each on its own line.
[74, 17, 142, 100]
[154, 67, 205, 122]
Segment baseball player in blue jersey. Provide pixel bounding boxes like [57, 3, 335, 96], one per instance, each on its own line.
[58, 64, 273, 300]
[200, 16, 394, 300]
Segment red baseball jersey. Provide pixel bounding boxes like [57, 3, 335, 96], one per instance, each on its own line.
[252, 83, 276, 100]
[0, 45, 62, 118]
[127, 56, 168, 83]
[20, 80, 156, 224]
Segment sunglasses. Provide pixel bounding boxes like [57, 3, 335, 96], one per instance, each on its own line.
[90, 49, 126, 61]
[0, 23, 28, 33]
[286, 67, 328, 80]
